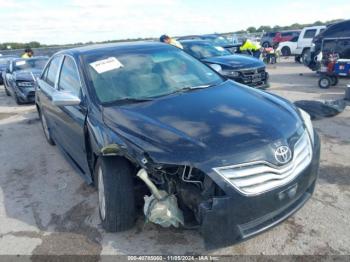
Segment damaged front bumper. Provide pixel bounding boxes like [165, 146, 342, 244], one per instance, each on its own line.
[199, 133, 320, 249]
[15, 86, 35, 103]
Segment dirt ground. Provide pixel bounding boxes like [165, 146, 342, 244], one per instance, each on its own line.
[0, 58, 349, 258]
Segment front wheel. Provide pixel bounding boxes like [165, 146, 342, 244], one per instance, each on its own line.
[40, 110, 55, 145]
[319, 76, 331, 89]
[4, 85, 11, 96]
[94, 157, 136, 232]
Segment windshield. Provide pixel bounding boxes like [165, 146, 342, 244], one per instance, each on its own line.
[14, 58, 48, 71]
[83, 46, 223, 104]
[183, 43, 231, 59]
[204, 36, 231, 46]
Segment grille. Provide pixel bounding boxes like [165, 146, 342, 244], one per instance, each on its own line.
[240, 67, 265, 76]
[213, 131, 313, 196]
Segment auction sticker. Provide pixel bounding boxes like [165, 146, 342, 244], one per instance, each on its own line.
[90, 57, 124, 74]
[16, 61, 26, 66]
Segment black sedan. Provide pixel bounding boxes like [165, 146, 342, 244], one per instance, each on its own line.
[0, 55, 18, 85]
[36, 42, 320, 248]
[180, 40, 269, 89]
[4, 56, 48, 104]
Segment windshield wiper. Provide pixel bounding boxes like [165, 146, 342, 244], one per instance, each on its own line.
[116, 97, 153, 104]
[170, 84, 216, 95]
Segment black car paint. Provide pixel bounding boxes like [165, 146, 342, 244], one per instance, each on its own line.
[4, 57, 48, 103]
[307, 20, 350, 70]
[35, 42, 320, 247]
[180, 40, 269, 88]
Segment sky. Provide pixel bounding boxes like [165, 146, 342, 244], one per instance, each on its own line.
[0, 0, 349, 45]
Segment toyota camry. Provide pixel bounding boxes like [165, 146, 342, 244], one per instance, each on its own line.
[35, 42, 320, 248]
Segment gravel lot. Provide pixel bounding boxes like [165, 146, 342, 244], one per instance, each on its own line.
[0, 58, 349, 258]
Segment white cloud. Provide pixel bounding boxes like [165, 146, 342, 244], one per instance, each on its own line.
[0, 0, 348, 44]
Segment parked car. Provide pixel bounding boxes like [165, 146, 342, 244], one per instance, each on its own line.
[0, 55, 18, 85]
[3, 56, 48, 104]
[177, 34, 239, 51]
[306, 20, 350, 71]
[36, 42, 320, 248]
[261, 32, 278, 47]
[180, 39, 269, 89]
[277, 26, 326, 61]
[273, 30, 301, 45]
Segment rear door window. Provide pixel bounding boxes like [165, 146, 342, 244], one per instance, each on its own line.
[304, 29, 317, 39]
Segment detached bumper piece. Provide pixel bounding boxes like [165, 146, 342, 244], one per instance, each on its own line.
[200, 134, 320, 249]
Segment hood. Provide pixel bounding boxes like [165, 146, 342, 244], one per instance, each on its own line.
[13, 69, 42, 81]
[103, 81, 303, 170]
[202, 55, 265, 70]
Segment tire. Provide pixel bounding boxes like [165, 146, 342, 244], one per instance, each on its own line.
[39, 109, 55, 145]
[295, 56, 302, 63]
[4, 85, 11, 96]
[281, 46, 291, 57]
[330, 76, 338, 86]
[94, 157, 136, 232]
[302, 48, 311, 65]
[319, 76, 331, 89]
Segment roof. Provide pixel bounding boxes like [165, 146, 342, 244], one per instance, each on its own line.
[179, 39, 211, 45]
[57, 41, 168, 57]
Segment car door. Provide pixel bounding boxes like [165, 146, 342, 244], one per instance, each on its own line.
[51, 55, 89, 174]
[36, 55, 64, 143]
[299, 29, 317, 49]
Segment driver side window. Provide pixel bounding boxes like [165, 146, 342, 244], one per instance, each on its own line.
[58, 56, 81, 97]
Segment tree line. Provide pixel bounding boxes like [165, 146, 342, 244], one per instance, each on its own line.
[0, 19, 344, 50]
[240, 19, 343, 34]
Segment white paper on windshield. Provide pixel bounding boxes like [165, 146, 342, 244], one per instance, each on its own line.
[16, 61, 26, 66]
[214, 46, 225, 51]
[90, 57, 123, 74]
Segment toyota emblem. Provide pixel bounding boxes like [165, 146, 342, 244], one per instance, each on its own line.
[275, 146, 292, 164]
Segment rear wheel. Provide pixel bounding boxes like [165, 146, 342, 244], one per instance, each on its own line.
[319, 76, 332, 89]
[94, 157, 136, 232]
[281, 46, 291, 56]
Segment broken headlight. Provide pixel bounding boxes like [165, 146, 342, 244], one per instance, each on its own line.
[221, 70, 240, 77]
[299, 108, 314, 144]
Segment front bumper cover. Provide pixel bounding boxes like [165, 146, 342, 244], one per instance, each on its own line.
[199, 132, 320, 249]
[15, 86, 35, 103]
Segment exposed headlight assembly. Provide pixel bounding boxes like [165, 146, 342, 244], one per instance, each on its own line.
[17, 81, 34, 87]
[298, 108, 314, 144]
[221, 70, 240, 77]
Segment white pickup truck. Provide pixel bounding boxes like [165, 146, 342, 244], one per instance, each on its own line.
[277, 26, 326, 62]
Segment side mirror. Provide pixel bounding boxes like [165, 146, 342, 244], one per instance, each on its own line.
[52, 91, 81, 106]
